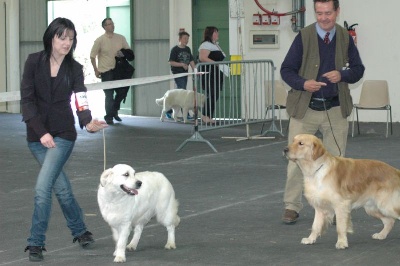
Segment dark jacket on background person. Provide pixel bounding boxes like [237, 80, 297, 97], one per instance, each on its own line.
[20, 51, 92, 142]
[114, 48, 135, 80]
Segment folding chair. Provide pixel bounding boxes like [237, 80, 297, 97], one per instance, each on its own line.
[263, 80, 288, 134]
[351, 80, 392, 138]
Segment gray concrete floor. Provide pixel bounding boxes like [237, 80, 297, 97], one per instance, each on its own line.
[1, 113, 400, 266]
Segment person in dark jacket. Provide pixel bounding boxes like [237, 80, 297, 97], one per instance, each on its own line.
[21, 17, 106, 262]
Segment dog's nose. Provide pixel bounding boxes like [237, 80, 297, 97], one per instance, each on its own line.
[136, 180, 142, 188]
[283, 147, 289, 154]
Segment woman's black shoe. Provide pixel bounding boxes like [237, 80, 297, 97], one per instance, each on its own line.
[24, 246, 46, 262]
[73, 231, 95, 248]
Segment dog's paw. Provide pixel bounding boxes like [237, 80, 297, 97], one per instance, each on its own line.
[335, 240, 348, 249]
[126, 243, 137, 251]
[164, 242, 176, 250]
[301, 237, 316, 245]
[114, 255, 126, 263]
[372, 233, 387, 240]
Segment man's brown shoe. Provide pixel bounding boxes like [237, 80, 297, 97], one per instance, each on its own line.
[282, 209, 299, 224]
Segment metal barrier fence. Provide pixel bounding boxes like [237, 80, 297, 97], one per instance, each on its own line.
[177, 59, 282, 152]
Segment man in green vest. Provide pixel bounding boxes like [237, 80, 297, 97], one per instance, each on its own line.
[280, 0, 365, 224]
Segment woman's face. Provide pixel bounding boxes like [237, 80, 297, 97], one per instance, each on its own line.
[52, 29, 74, 57]
[212, 30, 219, 42]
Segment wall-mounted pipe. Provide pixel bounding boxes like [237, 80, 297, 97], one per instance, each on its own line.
[253, 0, 305, 32]
[291, 0, 305, 32]
[254, 0, 304, 17]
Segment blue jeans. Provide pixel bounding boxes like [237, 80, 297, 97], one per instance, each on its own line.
[27, 138, 87, 247]
[174, 75, 188, 89]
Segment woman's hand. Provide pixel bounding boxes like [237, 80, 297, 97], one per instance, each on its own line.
[86, 119, 108, 133]
[40, 133, 56, 148]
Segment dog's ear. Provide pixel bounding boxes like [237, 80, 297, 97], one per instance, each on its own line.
[312, 139, 325, 161]
[100, 168, 113, 187]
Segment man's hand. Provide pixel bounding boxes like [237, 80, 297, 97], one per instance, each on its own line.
[116, 51, 124, 57]
[322, 70, 341, 84]
[304, 79, 327, 93]
[94, 69, 101, 79]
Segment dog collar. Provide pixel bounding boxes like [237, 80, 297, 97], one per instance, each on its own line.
[315, 164, 324, 174]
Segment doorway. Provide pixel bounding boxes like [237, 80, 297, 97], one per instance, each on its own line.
[47, 0, 132, 117]
[192, 0, 229, 60]
[192, 0, 239, 118]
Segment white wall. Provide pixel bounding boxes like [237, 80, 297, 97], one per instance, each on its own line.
[340, 1, 400, 122]
[229, 0, 400, 122]
[0, 0, 19, 113]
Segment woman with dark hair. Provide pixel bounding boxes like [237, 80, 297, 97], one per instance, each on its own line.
[198, 26, 226, 124]
[21, 17, 106, 262]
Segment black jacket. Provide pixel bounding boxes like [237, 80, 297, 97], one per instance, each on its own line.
[114, 48, 135, 80]
[20, 51, 92, 142]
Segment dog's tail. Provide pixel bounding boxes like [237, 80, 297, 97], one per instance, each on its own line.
[155, 97, 164, 106]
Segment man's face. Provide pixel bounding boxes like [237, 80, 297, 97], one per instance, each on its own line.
[103, 19, 115, 33]
[314, 1, 340, 32]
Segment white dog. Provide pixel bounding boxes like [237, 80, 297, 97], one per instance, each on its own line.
[155, 89, 205, 123]
[97, 164, 180, 263]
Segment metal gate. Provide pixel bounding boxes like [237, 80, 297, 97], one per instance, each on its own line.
[177, 59, 282, 152]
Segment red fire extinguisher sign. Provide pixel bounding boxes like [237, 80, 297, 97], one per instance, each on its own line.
[344, 21, 358, 46]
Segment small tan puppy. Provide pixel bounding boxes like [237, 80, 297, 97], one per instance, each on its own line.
[284, 134, 400, 249]
[155, 89, 205, 123]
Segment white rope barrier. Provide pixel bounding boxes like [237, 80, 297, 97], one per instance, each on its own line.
[0, 72, 204, 103]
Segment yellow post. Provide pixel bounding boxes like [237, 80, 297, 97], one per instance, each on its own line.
[230, 55, 242, 75]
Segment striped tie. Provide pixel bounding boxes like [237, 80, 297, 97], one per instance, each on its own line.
[324, 32, 330, 44]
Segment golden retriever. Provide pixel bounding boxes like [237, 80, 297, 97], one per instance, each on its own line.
[283, 134, 400, 249]
[97, 164, 180, 262]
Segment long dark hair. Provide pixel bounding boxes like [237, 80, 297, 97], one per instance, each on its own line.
[42, 17, 77, 63]
[202, 26, 218, 43]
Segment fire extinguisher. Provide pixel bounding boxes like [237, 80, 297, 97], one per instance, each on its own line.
[344, 21, 358, 46]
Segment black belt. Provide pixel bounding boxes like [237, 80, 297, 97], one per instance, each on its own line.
[309, 96, 338, 111]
